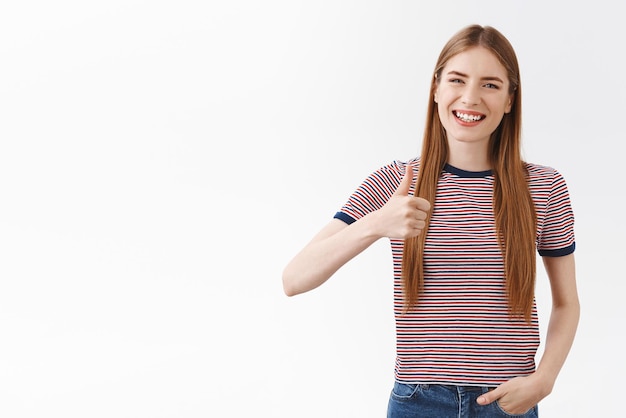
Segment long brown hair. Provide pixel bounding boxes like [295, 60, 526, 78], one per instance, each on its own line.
[402, 25, 537, 322]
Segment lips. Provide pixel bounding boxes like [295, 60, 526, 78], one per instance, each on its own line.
[454, 110, 485, 123]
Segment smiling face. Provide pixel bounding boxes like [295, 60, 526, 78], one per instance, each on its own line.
[434, 46, 513, 151]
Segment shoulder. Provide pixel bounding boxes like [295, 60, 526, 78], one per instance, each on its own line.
[525, 162, 568, 185]
[525, 162, 557, 176]
[525, 162, 573, 208]
[359, 157, 420, 193]
[378, 157, 421, 177]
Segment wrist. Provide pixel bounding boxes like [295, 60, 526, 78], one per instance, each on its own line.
[531, 369, 555, 397]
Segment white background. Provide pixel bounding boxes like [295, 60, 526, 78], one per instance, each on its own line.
[0, 1, 622, 417]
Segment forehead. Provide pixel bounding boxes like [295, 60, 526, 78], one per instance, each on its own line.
[443, 46, 508, 78]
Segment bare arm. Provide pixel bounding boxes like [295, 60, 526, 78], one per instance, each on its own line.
[477, 253, 580, 413]
[535, 253, 580, 390]
[282, 217, 383, 296]
[282, 165, 430, 296]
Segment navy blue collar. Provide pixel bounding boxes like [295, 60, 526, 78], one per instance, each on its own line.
[443, 163, 492, 178]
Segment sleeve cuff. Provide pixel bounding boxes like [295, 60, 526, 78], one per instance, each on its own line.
[539, 242, 576, 257]
[333, 212, 356, 225]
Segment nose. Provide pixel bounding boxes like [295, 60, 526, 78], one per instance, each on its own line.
[461, 84, 481, 106]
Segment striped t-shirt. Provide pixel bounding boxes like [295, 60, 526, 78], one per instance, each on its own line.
[334, 158, 575, 386]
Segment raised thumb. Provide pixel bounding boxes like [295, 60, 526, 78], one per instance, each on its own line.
[394, 165, 413, 196]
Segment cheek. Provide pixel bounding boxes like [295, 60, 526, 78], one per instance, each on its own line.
[496, 95, 513, 113]
[436, 103, 453, 127]
[436, 102, 445, 120]
[435, 89, 455, 108]
[435, 95, 448, 113]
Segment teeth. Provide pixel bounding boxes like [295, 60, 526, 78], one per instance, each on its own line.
[455, 111, 482, 122]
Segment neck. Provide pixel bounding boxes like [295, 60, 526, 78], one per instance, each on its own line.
[447, 141, 490, 171]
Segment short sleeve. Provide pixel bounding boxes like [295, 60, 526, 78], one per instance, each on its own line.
[333, 159, 418, 225]
[536, 169, 576, 257]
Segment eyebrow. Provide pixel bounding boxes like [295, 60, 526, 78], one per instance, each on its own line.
[446, 70, 504, 84]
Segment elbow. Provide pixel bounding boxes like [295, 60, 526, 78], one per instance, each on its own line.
[282, 270, 299, 297]
[282, 280, 296, 297]
[283, 285, 297, 297]
[283, 262, 323, 297]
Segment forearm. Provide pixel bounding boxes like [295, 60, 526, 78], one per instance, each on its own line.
[282, 216, 382, 296]
[535, 300, 580, 391]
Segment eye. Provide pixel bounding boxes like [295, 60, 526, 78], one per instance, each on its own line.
[484, 83, 499, 89]
[448, 78, 464, 84]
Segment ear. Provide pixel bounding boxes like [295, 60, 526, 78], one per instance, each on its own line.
[434, 90, 439, 103]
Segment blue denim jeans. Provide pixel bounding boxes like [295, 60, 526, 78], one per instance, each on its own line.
[387, 382, 539, 418]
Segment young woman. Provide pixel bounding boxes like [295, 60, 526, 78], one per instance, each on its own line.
[282, 24, 579, 418]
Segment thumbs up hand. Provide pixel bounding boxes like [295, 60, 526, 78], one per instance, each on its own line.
[369, 165, 431, 239]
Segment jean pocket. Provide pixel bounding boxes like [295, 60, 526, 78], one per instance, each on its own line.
[390, 382, 420, 400]
[494, 400, 538, 417]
